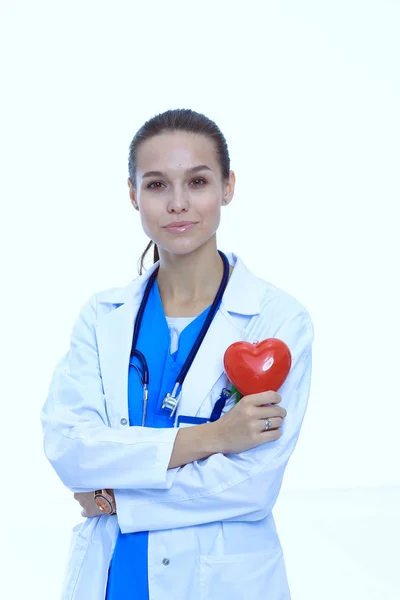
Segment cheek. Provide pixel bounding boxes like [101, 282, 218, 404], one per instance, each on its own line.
[200, 196, 222, 222]
[138, 198, 160, 229]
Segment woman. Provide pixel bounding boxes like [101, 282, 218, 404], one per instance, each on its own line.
[41, 108, 314, 600]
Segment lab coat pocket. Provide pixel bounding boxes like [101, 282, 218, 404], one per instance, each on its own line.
[199, 548, 287, 600]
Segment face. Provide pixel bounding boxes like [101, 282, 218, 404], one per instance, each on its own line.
[128, 131, 235, 257]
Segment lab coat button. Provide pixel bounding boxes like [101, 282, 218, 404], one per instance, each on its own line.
[162, 558, 170, 566]
[120, 418, 128, 425]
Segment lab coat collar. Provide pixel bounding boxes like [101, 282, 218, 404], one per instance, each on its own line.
[97, 252, 262, 317]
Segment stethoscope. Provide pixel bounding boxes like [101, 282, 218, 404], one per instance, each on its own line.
[130, 250, 231, 425]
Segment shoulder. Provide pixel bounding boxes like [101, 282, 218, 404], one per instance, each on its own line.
[237, 256, 314, 346]
[73, 277, 141, 326]
[262, 279, 314, 344]
[260, 277, 313, 330]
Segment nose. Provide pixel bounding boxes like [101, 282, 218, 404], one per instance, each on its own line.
[167, 185, 190, 213]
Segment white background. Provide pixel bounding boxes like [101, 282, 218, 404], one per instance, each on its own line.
[1, 1, 399, 598]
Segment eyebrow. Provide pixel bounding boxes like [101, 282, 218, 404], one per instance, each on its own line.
[142, 164, 212, 179]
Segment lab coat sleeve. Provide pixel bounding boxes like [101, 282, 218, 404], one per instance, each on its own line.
[40, 294, 180, 493]
[114, 310, 314, 533]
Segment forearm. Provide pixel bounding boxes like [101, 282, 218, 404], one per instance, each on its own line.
[167, 421, 222, 469]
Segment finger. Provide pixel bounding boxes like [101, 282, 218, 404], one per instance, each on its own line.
[251, 391, 282, 406]
[260, 427, 283, 442]
[258, 416, 284, 432]
[256, 405, 286, 419]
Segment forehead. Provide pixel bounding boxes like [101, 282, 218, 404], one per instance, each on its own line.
[136, 131, 219, 173]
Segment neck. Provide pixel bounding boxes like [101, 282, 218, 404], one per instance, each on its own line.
[156, 239, 229, 311]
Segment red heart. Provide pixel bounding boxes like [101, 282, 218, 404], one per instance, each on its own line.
[223, 338, 292, 396]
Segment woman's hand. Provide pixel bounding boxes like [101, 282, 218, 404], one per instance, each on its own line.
[212, 390, 287, 454]
[168, 391, 287, 469]
[73, 490, 116, 518]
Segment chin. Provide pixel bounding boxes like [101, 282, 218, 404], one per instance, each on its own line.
[157, 237, 213, 258]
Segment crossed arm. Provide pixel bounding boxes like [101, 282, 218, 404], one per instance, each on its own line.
[75, 420, 226, 517]
[41, 294, 314, 531]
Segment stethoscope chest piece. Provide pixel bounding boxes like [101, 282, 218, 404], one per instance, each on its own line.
[161, 382, 181, 417]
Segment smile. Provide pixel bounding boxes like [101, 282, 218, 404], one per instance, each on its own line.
[164, 223, 197, 233]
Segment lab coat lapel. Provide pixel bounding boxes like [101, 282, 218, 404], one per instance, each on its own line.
[176, 308, 243, 419]
[95, 263, 158, 427]
[176, 255, 263, 419]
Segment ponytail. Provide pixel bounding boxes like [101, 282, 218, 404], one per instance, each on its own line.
[138, 241, 159, 275]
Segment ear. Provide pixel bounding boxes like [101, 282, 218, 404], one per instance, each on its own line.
[222, 170, 236, 207]
[128, 177, 139, 211]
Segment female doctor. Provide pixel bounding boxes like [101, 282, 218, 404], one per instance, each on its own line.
[40, 108, 314, 600]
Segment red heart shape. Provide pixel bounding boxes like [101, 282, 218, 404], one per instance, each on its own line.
[223, 338, 292, 396]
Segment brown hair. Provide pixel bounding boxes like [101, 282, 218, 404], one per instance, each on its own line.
[128, 108, 230, 275]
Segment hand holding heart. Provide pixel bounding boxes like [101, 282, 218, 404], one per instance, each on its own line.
[212, 390, 287, 454]
[211, 338, 291, 454]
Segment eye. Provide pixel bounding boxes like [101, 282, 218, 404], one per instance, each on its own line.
[190, 178, 207, 186]
[147, 181, 166, 189]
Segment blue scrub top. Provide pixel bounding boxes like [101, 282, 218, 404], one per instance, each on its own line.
[105, 281, 212, 600]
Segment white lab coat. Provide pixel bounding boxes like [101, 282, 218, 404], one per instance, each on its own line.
[40, 251, 314, 600]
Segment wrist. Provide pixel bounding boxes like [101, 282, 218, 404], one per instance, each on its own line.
[94, 489, 116, 515]
[202, 420, 224, 456]
[106, 489, 115, 502]
[107, 489, 116, 512]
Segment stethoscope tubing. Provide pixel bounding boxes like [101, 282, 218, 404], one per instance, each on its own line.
[130, 250, 230, 414]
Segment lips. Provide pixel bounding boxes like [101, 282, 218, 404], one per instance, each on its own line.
[164, 221, 196, 228]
